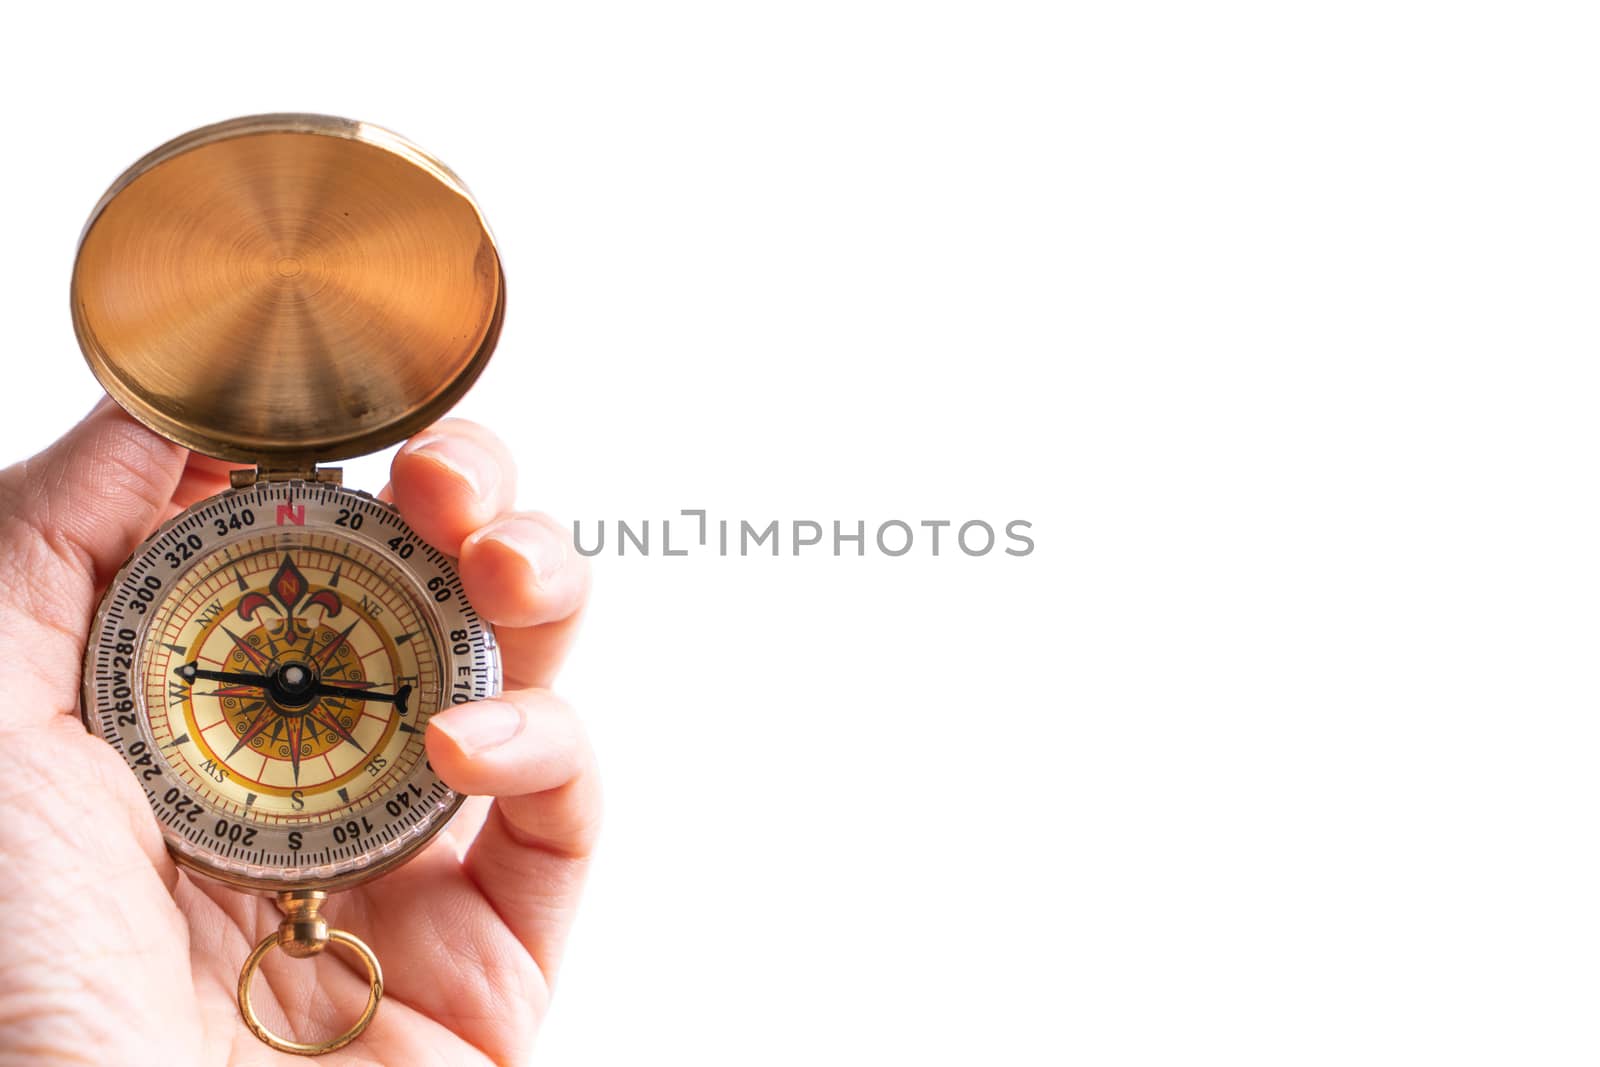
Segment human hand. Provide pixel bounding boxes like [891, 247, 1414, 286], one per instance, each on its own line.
[0, 400, 597, 1066]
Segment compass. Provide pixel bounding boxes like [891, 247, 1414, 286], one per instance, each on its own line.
[74, 114, 504, 1055]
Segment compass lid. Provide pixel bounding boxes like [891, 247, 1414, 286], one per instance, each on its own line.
[70, 113, 505, 467]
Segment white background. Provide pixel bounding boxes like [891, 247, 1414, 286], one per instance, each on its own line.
[1, 2, 1594, 1064]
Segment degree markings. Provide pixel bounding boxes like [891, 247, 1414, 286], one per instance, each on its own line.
[84, 481, 492, 884]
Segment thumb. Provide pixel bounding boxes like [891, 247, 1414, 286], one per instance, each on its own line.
[0, 397, 188, 715]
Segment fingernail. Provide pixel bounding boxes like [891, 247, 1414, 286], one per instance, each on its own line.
[434, 700, 523, 756]
[408, 433, 500, 500]
[484, 517, 568, 585]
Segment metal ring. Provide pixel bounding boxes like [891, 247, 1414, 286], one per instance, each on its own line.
[237, 928, 384, 1056]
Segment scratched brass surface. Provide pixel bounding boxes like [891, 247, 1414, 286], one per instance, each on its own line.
[71, 114, 504, 465]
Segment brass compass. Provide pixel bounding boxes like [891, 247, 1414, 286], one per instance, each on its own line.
[75, 114, 504, 1055]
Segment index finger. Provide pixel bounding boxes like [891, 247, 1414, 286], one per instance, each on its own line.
[387, 420, 590, 689]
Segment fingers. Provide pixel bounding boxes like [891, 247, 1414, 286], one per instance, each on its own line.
[168, 453, 246, 511]
[428, 688, 601, 980]
[0, 397, 186, 592]
[360, 418, 599, 1051]
[461, 514, 590, 688]
[0, 398, 188, 723]
[459, 511, 589, 624]
[388, 419, 591, 689]
[389, 419, 517, 554]
[429, 691, 590, 804]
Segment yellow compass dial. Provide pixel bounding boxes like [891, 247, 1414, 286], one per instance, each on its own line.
[84, 482, 498, 890]
[150, 538, 432, 821]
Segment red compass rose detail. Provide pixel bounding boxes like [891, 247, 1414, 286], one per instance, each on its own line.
[170, 549, 416, 790]
[238, 555, 343, 630]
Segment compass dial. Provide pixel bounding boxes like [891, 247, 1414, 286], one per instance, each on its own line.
[82, 480, 499, 891]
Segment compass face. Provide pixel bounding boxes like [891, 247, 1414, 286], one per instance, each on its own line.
[82, 480, 499, 891]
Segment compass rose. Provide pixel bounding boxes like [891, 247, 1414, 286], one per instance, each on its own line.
[174, 554, 412, 785]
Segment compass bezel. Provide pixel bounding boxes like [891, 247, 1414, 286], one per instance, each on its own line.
[81, 480, 502, 894]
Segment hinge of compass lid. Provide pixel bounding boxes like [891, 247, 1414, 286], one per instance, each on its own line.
[229, 465, 345, 489]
